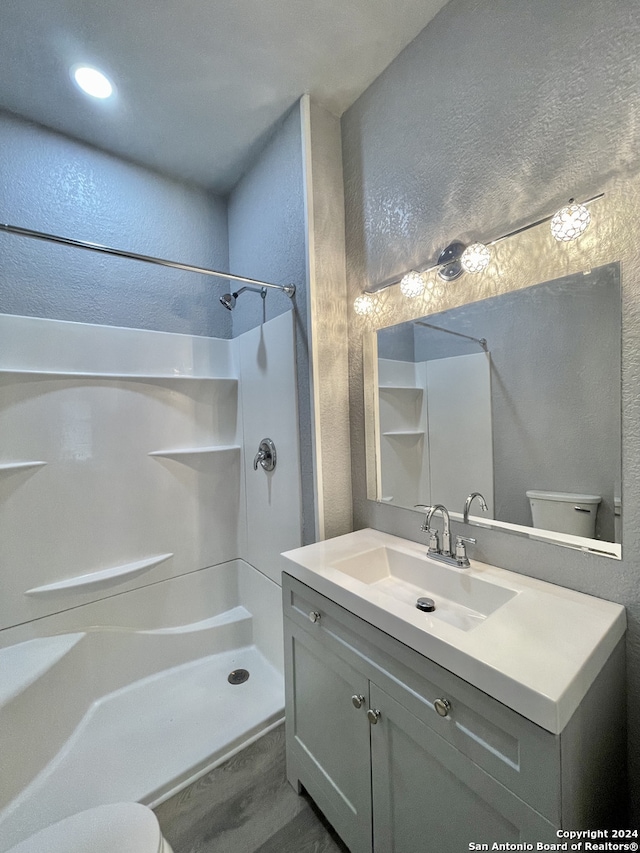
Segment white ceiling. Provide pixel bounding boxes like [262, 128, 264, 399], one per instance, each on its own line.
[0, 0, 448, 193]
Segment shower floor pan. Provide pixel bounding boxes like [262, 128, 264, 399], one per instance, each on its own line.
[0, 563, 285, 852]
[0, 643, 283, 851]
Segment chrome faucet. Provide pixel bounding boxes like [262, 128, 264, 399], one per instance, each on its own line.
[463, 491, 488, 524]
[416, 503, 475, 569]
[425, 504, 452, 556]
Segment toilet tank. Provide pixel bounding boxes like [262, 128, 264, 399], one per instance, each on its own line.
[526, 490, 601, 538]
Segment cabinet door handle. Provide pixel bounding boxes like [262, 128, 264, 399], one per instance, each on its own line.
[434, 697, 452, 717]
[367, 708, 381, 724]
[351, 694, 366, 709]
[308, 610, 321, 623]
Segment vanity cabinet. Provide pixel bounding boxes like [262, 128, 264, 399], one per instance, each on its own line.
[283, 573, 625, 853]
[285, 610, 373, 853]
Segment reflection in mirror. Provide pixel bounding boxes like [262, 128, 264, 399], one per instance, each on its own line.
[365, 262, 621, 558]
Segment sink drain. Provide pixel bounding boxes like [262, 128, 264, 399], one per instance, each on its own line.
[228, 669, 250, 685]
[416, 597, 436, 613]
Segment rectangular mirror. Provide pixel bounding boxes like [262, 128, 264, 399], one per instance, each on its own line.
[364, 262, 622, 558]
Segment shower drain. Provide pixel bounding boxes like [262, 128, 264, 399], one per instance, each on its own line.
[227, 669, 250, 685]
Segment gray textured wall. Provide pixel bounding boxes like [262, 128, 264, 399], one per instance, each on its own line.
[301, 97, 353, 541]
[0, 110, 230, 337]
[227, 103, 315, 543]
[377, 322, 415, 361]
[342, 0, 640, 820]
[227, 105, 307, 337]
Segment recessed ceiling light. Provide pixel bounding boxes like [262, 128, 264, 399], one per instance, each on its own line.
[72, 65, 114, 99]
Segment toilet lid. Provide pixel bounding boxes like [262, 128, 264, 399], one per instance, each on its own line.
[525, 490, 601, 504]
[7, 803, 162, 853]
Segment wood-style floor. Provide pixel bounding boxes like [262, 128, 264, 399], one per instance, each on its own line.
[154, 725, 350, 853]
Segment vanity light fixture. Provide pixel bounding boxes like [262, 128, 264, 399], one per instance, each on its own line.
[353, 192, 603, 310]
[460, 242, 491, 274]
[550, 200, 591, 242]
[399, 270, 426, 298]
[353, 293, 377, 316]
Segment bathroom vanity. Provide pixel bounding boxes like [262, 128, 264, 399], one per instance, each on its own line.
[282, 529, 626, 853]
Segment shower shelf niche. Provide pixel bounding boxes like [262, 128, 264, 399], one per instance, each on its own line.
[378, 385, 423, 394]
[0, 461, 47, 472]
[148, 446, 240, 461]
[24, 553, 174, 597]
[0, 369, 237, 384]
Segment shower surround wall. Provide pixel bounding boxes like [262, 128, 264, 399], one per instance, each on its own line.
[0, 105, 305, 848]
[228, 98, 353, 544]
[341, 0, 640, 819]
[0, 309, 300, 850]
[227, 103, 316, 545]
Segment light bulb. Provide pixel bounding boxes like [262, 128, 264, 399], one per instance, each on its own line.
[550, 202, 591, 242]
[72, 65, 114, 99]
[460, 242, 490, 274]
[353, 293, 376, 316]
[399, 270, 425, 298]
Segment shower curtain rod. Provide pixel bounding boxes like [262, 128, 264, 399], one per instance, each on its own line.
[414, 320, 488, 351]
[0, 223, 296, 297]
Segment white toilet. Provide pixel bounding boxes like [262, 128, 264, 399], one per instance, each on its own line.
[526, 490, 601, 538]
[5, 803, 173, 853]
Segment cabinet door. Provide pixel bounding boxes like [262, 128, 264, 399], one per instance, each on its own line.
[370, 684, 556, 853]
[284, 619, 373, 853]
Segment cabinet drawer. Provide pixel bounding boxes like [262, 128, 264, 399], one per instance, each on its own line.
[283, 573, 561, 824]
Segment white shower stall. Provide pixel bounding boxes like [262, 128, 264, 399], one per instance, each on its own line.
[0, 309, 302, 851]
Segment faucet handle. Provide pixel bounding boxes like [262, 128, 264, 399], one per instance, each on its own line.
[427, 528, 440, 553]
[454, 535, 476, 567]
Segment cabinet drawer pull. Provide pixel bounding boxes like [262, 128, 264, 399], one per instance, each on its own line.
[434, 697, 451, 717]
[351, 694, 366, 709]
[367, 708, 381, 724]
[308, 610, 321, 623]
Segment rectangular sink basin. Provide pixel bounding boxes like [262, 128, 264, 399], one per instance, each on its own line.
[282, 528, 627, 733]
[331, 546, 517, 631]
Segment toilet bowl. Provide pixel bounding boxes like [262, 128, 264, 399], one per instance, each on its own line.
[5, 803, 173, 853]
[526, 490, 601, 538]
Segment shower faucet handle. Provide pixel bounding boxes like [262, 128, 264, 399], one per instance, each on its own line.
[253, 438, 277, 472]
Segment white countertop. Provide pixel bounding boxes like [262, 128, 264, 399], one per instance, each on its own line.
[282, 528, 626, 734]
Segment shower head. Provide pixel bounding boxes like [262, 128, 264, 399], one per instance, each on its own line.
[219, 285, 266, 311]
[219, 292, 237, 310]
